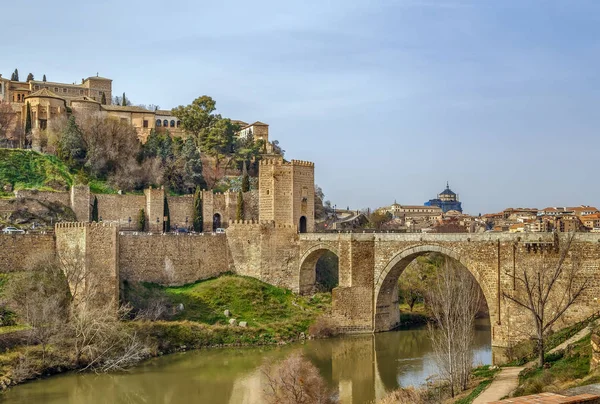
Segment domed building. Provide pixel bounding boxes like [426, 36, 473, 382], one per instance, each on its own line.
[424, 183, 463, 213]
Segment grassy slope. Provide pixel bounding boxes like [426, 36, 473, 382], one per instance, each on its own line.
[514, 334, 592, 396]
[125, 275, 331, 348]
[0, 149, 73, 193]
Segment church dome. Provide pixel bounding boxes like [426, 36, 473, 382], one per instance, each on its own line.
[440, 182, 456, 196]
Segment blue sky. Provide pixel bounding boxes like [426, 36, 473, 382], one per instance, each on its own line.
[3, 0, 600, 214]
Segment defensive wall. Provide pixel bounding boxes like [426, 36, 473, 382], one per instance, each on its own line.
[4, 156, 600, 361]
[1, 186, 259, 232]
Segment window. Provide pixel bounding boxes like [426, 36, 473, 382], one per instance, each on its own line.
[54, 87, 58, 92]
[156, 119, 162, 127]
[34, 85, 39, 90]
[80, 90, 83, 95]
[163, 120, 168, 127]
[39, 119, 47, 130]
[120, 118, 128, 124]
[176, 121, 181, 128]
[143, 120, 148, 128]
[170, 120, 175, 128]
[63, 88, 67, 93]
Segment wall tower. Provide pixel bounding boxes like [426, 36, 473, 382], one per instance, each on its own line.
[259, 157, 315, 233]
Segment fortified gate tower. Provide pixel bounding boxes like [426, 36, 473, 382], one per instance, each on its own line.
[258, 157, 315, 233]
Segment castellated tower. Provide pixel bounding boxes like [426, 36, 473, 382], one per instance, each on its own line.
[259, 157, 315, 233]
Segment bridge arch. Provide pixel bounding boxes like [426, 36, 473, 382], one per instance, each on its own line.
[299, 243, 339, 295]
[374, 244, 494, 333]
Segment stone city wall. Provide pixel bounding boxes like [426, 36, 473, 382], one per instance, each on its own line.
[1, 186, 260, 231]
[119, 233, 230, 285]
[0, 234, 55, 272]
[95, 194, 146, 228]
[167, 194, 194, 230]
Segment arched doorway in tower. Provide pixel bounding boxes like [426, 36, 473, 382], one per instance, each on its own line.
[212, 213, 221, 231]
[299, 216, 307, 233]
[299, 247, 339, 294]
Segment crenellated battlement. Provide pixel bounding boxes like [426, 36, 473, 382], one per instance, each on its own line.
[290, 159, 315, 167]
[55, 221, 116, 229]
[259, 158, 315, 167]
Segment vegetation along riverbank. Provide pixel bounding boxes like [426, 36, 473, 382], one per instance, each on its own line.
[0, 262, 332, 391]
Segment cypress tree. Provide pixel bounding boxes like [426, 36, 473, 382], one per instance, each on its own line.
[122, 92, 127, 106]
[91, 196, 99, 222]
[24, 102, 32, 148]
[236, 191, 244, 221]
[193, 187, 203, 232]
[101, 92, 107, 105]
[163, 196, 171, 232]
[12, 69, 19, 81]
[137, 208, 146, 231]
[42, 74, 47, 82]
[241, 162, 250, 192]
[26, 73, 34, 82]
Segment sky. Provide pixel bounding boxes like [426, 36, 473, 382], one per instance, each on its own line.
[3, 0, 600, 214]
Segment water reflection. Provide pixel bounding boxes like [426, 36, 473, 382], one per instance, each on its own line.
[1, 319, 491, 404]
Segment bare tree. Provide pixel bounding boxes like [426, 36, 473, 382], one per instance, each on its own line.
[503, 232, 588, 367]
[426, 259, 481, 397]
[4, 257, 69, 364]
[261, 353, 336, 404]
[5, 251, 149, 373]
[0, 101, 16, 147]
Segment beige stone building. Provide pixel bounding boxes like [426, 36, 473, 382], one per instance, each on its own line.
[383, 202, 442, 222]
[2, 71, 272, 146]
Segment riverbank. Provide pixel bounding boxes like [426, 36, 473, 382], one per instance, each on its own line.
[0, 275, 332, 391]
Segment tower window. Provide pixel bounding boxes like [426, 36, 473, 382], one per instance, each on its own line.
[170, 120, 175, 128]
[163, 120, 168, 127]
[156, 119, 161, 127]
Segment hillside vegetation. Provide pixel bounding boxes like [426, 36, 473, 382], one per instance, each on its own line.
[125, 275, 331, 338]
[0, 149, 73, 193]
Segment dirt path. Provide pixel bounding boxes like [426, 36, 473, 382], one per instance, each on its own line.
[472, 367, 524, 404]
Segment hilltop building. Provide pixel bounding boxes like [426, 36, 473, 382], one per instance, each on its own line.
[0, 72, 271, 146]
[424, 183, 463, 213]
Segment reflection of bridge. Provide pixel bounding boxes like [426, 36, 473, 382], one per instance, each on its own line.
[291, 231, 600, 352]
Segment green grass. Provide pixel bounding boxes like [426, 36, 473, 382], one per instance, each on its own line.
[88, 179, 118, 194]
[503, 316, 597, 366]
[125, 275, 331, 336]
[455, 379, 493, 404]
[0, 149, 73, 191]
[513, 334, 592, 397]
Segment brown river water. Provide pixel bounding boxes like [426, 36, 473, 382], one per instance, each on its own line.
[0, 319, 491, 404]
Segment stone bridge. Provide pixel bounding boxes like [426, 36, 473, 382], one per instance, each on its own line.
[292, 231, 600, 354]
[5, 222, 600, 361]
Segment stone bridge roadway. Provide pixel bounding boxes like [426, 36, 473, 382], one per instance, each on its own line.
[297, 232, 600, 351]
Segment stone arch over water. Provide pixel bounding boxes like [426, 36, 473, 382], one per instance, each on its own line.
[374, 244, 493, 334]
[299, 243, 340, 294]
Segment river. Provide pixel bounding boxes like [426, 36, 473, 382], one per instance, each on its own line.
[1, 319, 491, 404]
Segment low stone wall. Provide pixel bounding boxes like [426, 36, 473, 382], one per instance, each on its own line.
[119, 233, 230, 285]
[0, 234, 55, 272]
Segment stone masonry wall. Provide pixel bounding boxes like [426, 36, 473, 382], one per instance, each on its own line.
[168, 194, 194, 230]
[95, 194, 145, 227]
[0, 234, 55, 272]
[55, 222, 119, 307]
[119, 233, 230, 285]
